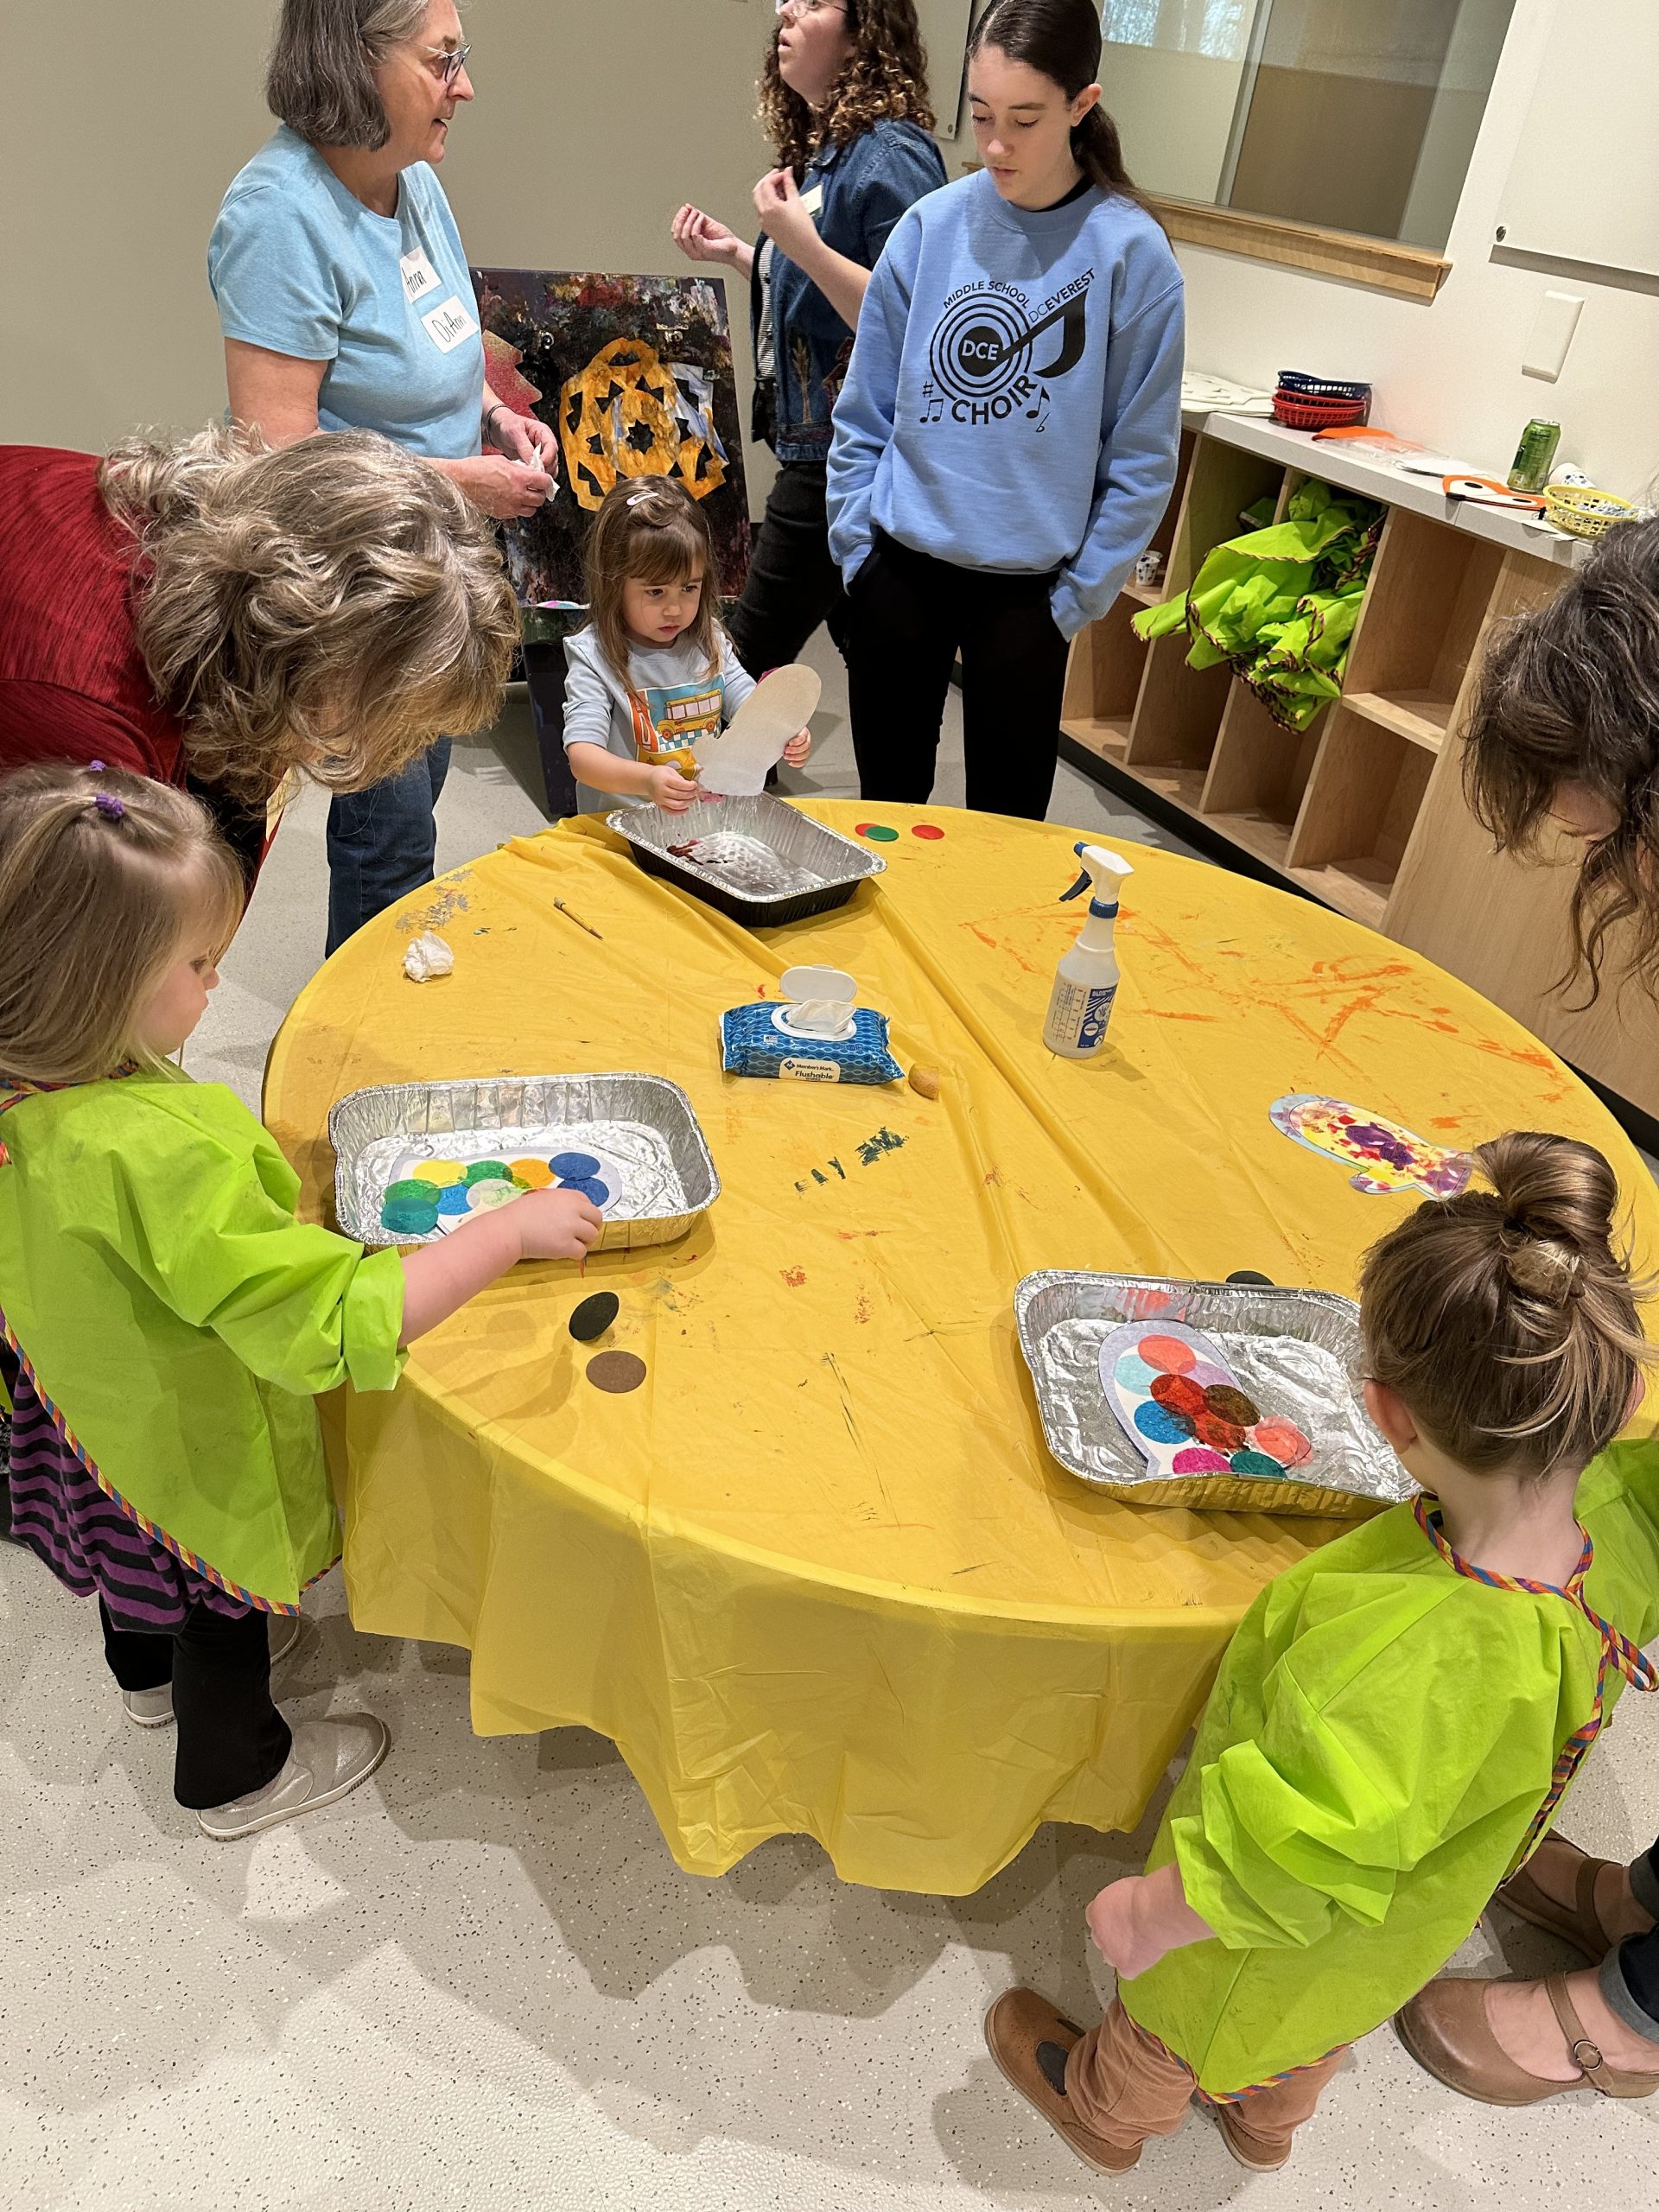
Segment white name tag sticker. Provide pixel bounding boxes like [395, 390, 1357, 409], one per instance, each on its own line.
[799, 182, 825, 219]
[400, 246, 443, 304]
[421, 294, 480, 353]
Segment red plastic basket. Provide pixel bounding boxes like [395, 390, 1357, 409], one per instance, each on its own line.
[1273, 391, 1368, 431]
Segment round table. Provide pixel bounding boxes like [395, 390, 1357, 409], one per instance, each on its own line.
[265, 798, 1659, 1893]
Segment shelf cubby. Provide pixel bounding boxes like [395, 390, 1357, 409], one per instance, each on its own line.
[1286, 705, 1434, 929]
[1059, 594, 1147, 770]
[1339, 508, 1503, 753]
[1199, 683, 1323, 876]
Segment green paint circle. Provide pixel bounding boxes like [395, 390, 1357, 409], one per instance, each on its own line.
[385, 1179, 435, 1205]
[1230, 1450, 1288, 1478]
[464, 1160, 513, 1185]
[856, 822, 899, 843]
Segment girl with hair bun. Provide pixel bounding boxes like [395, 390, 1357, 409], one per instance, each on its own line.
[828, 0, 1184, 818]
[987, 1132, 1659, 2174]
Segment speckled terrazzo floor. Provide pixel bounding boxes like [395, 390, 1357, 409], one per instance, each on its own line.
[5, 638, 1656, 2207]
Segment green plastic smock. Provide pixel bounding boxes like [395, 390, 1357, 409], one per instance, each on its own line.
[1133, 480, 1382, 733]
[1123, 1445, 1659, 2094]
[0, 1069, 406, 1609]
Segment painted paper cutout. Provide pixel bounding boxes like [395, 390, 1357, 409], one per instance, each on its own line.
[1097, 1320, 1313, 1481]
[1270, 1094, 1474, 1198]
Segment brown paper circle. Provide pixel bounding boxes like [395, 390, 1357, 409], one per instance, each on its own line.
[586, 1351, 647, 1395]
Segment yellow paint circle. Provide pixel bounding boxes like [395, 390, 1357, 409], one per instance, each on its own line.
[509, 1159, 554, 1189]
[413, 1160, 467, 1187]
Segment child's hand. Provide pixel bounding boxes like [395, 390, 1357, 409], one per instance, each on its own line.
[512, 1186, 604, 1263]
[782, 728, 812, 767]
[1085, 1878, 1166, 1981]
[645, 763, 703, 814]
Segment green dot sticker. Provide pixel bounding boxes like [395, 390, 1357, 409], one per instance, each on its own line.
[856, 822, 899, 842]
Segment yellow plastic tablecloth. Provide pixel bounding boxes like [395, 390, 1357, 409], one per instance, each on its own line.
[264, 799, 1659, 1894]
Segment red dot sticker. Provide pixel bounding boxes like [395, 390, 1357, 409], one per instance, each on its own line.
[912, 823, 945, 841]
[1140, 1334, 1197, 1375]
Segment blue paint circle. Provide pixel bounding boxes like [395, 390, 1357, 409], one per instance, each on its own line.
[436, 1183, 473, 1215]
[562, 1176, 611, 1208]
[550, 1151, 601, 1180]
[1114, 1352, 1158, 1395]
[1135, 1401, 1192, 1445]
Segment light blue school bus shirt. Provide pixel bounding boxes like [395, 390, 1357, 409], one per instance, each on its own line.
[208, 125, 485, 460]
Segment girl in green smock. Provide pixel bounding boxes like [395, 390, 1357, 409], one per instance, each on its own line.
[984, 1131, 1659, 2175]
[0, 765, 602, 1840]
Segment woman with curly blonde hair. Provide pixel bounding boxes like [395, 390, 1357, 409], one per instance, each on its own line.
[0, 424, 517, 891]
[671, 0, 944, 685]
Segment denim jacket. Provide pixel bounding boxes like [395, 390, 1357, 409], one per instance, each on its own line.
[751, 118, 945, 465]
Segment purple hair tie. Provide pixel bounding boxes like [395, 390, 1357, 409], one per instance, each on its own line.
[88, 760, 106, 773]
[93, 792, 125, 821]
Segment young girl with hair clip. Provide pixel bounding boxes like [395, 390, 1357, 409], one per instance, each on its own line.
[562, 480, 811, 814]
[0, 764, 601, 1840]
[671, 0, 944, 681]
[828, 0, 1184, 819]
[986, 1132, 1659, 2175]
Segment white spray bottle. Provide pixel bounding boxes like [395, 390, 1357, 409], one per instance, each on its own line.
[1043, 842, 1133, 1058]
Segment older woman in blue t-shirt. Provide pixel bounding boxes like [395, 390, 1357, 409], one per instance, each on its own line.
[209, 0, 553, 952]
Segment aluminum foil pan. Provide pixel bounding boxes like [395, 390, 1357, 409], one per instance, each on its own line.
[330, 1074, 719, 1254]
[606, 794, 885, 925]
[1014, 1272, 1413, 1519]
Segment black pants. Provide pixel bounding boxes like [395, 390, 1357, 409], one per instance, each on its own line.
[1608, 1835, 1659, 2038]
[727, 460, 849, 679]
[842, 531, 1071, 820]
[100, 1597, 291, 1811]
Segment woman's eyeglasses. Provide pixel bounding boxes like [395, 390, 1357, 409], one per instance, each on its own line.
[774, 1, 846, 18]
[423, 41, 472, 88]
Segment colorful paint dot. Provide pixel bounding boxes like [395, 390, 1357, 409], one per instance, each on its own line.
[912, 823, 945, 841]
[467, 1180, 522, 1211]
[509, 1159, 554, 1189]
[1205, 1385, 1260, 1427]
[412, 1160, 466, 1188]
[385, 1179, 436, 1205]
[1114, 1352, 1158, 1394]
[465, 1160, 513, 1185]
[1230, 1449, 1287, 1478]
[1172, 1446, 1231, 1473]
[1193, 1412, 1246, 1453]
[855, 822, 899, 842]
[1254, 1419, 1313, 1468]
[1186, 1362, 1230, 1390]
[1140, 1334, 1197, 1375]
[550, 1151, 601, 1180]
[1151, 1373, 1206, 1419]
[1135, 1400, 1194, 1445]
[562, 1176, 611, 1208]
[436, 1184, 472, 1215]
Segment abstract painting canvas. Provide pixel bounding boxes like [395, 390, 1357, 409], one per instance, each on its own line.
[471, 268, 752, 607]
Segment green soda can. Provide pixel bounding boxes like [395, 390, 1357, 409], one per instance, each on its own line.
[1507, 418, 1561, 493]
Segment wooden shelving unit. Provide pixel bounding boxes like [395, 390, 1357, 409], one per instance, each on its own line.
[1061, 415, 1659, 1123]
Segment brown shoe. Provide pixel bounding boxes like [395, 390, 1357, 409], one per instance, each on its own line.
[1212, 2102, 1293, 2171]
[1495, 1836, 1620, 1961]
[1396, 1974, 1659, 2107]
[983, 1988, 1142, 2175]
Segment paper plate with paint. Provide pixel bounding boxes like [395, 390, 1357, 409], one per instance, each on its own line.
[1270, 1094, 1473, 1198]
[1097, 1319, 1313, 1482]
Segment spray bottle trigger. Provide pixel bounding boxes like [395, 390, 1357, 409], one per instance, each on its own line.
[1059, 868, 1091, 902]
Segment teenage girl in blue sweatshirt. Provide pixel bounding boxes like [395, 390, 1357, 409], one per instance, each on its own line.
[828, 0, 1184, 819]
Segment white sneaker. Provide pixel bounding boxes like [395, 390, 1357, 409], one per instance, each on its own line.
[196, 1714, 390, 1841]
[268, 1611, 302, 1669]
[122, 1684, 175, 1729]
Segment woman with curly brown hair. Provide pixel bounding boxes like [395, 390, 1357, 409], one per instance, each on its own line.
[671, 0, 945, 683]
[1386, 511, 1659, 2113]
[0, 424, 518, 890]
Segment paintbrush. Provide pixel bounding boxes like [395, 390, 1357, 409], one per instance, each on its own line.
[552, 898, 602, 940]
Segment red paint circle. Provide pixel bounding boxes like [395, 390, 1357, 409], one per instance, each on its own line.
[912, 823, 945, 841]
[1192, 1412, 1247, 1453]
[1140, 1333, 1197, 1375]
[1151, 1373, 1206, 1419]
[1254, 1418, 1313, 1467]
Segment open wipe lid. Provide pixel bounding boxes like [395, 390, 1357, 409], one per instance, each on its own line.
[699, 664, 823, 797]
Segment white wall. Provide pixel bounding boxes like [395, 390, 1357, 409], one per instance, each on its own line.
[1173, 0, 1659, 497]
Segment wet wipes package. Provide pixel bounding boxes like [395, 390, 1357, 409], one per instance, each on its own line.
[721, 965, 903, 1086]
